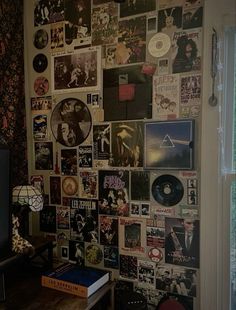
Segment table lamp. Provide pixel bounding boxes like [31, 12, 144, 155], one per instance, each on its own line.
[12, 185, 43, 236]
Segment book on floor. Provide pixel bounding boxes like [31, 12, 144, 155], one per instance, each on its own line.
[41, 263, 110, 298]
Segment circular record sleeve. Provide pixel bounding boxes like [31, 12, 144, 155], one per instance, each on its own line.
[34, 76, 49, 96]
[33, 53, 48, 73]
[33, 29, 48, 49]
[151, 174, 184, 207]
[148, 33, 171, 58]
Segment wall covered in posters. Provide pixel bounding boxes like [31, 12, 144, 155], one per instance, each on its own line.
[25, 0, 204, 308]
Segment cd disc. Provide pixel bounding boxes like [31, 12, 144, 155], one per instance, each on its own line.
[148, 33, 171, 58]
[151, 174, 184, 206]
[34, 76, 49, 96]
[34, 29, 48, 49]
[33, 53, 48, 73]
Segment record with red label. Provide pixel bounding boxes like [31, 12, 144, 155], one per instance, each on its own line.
[34, 76, 49, 96]
[33, 53, 48, 73]
[151, 174, 184, 206]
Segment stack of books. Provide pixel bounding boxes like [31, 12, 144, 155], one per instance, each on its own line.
[41, 263, 110, 298]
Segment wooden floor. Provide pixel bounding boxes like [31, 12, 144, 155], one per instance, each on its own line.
[0, 263, 112, 310]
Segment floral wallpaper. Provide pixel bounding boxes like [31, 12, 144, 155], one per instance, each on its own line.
[0, 0, 28, 186]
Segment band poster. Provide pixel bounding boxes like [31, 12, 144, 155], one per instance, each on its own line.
[52, 46, 101, 93]
[119, 217, 146, 257]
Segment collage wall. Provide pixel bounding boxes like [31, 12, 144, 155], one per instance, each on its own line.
[26, 0, 203, 308]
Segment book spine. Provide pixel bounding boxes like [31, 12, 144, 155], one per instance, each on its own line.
[41, 276, 88, 298]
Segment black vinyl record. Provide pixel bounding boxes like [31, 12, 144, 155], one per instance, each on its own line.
[34, 29, 48, 49]
[33, 53, 48, 73]
[151, 174, 184, 206]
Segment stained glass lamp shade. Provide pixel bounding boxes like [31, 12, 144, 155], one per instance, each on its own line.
[12, 185, 43, 212]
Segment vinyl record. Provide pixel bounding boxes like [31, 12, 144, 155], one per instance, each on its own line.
[33, 53, 48, 73]
[151, 174, 184, 206]
[148, 33, 171, 58]
[50, 98, 92, 147]
[34, 29, 48, 49]
[34, 76, 49, 96]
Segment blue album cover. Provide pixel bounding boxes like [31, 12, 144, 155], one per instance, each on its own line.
[144, 120, 194, 170]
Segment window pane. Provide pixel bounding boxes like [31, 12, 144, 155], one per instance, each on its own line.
[231, 180, 236, 310]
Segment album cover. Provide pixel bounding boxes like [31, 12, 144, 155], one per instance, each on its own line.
[146, 226, 165, 248]
[119, 0, 156, 18]
[57, 230, 70, 246]
[85, 242, 104, 267]
[100, 215, 119, 246]
[98, 170, 129, 216]
[61, 149, 77, 176]
[33, 114, 47, 141]
[183, 6, 203, 29]
[111, 121, 144, 168]
[50, 22, 64, 53]
[34, 142, 53, 170]
[70, 199, 98, 243]
[78, 145, 93, 168]
[144, 120, 194, 170]
[104, 246, 119, 269]
[158, 7, 183, 37]
[103, 65, 152, 121]
[119, 217, 146, 257]
[134, 285, 165, 310]
[116, 16, 146, 65]
[31, 96, 52, 111]
[56, 206, 70, 230]
[62, 176, 79, 197]
[119, 255, 137, 280]
[152, 74, 180, 120]
[180, 74, 201, 106]
[130, 171, 150, 201]
[34, 0, 64, 26]
[64, 0, 91, 48]
[52, 46, 101, 93]
[50, 176, 62, 205]
[40, 205, 56, 233]
[92, 2, 118, 46]
[137, 260, 155, 288]
[172, 29, 202, 74]
[30, 175, 44, 193]
[69, 240, 85, 266]
[50, 98, 92, 147]
[156, 265, 197, 297]
[93, 123, 111, 168]
[78, 171, 98, 199]
[165, 217, 200, 268]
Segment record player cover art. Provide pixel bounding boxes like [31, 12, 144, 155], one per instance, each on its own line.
[31, 96, 52, 111]
[56, 206, 70, 230]
[34, 0, 64, 26]
[144, 120, 194, 170]
[33, 114, 48, 141]
[119, 217, 146, 256]
[117, 16, 146, 65]
[156, 265, 197, 297]
[78, 171, 98, 199]
[130, 171, 150, 201]
[137, 260, 156, 288]
[120, 254, 138, 280]
[93, 123, 111, 164]
[165, 217, 200, 268]
[92, 2, 118, 46]
[103, 65, 152, 121]
[180, 74, 201, 106]
[61, 149, 77, 176]
[119, 0, 156, 18]
[78, 145, 93, 168]
[98, 170, 129, 216]
[100, 215, 118, 246]
[104, 246, 119, 269]
[152, 75, 180, 120]
[172, 29, 202, 74]
[111, 121, 144, 168]
[70, 199, 98, 243]
[64, 0, 91, 48]
[52, 46, 101, 93]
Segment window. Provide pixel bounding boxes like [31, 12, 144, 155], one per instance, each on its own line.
[222, 26, 236, 310]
